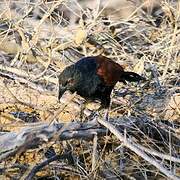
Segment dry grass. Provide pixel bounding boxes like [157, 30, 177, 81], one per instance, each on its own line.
[0, 0, 179, 179]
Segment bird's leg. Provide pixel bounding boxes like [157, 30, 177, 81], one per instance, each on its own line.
[104, 108, 109, 121]
[79, 101, 87, 121]
[105, 98, 112, 121]
[99, 96, 111, 121]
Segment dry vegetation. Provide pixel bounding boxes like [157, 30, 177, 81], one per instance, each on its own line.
[0, 0, 179, 179]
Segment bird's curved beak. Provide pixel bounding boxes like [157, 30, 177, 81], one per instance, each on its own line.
[58, 87, 67, 101]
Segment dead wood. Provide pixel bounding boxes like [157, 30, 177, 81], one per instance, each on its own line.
[0, 116, 179, 161]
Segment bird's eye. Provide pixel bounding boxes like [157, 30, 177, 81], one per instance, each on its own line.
[68, 78, 74, 84]
[64, 78, 74, 86]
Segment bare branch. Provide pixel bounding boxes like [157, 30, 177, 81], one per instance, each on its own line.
[98, 118, 180, 180]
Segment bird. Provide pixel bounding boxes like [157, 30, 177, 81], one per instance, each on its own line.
[58, 55, 146, 108]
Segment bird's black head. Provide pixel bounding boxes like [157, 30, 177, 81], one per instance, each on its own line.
[58, 65, 81, 100]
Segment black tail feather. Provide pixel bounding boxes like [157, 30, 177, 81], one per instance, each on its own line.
[121, 72, 146, 82]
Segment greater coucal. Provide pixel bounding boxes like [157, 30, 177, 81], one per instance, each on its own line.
[58, 55, 145, 108]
